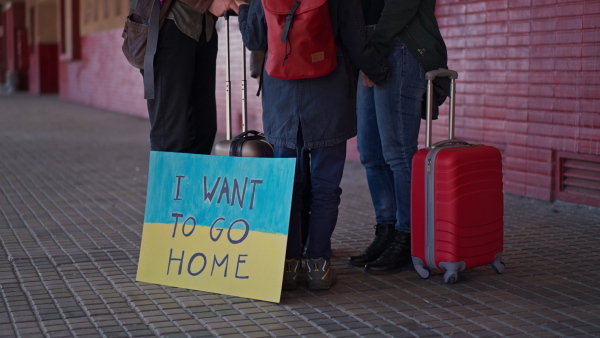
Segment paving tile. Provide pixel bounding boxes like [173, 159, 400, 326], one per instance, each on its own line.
[163, 333, 189, 338]
[243, 331, 271, 338]
[253, 318, 280, 326]
[351, 327, 389, 335]
[341, 321, 370, 330]
[212, 328, 240, 336]
[127, 329, 158, 336]
[464, 330, 500, 337]
[154, 326, 184, 335]
[433, 326, 467, 335]
[46, 331, 75, 338]
[327, 331, 357, 338]
[13, 325, 45, 336]
[269, 329, 308, 337]
[292, 325, 325, 335]
[233, 324, 265, 334]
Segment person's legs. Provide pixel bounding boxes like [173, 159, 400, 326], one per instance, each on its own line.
[274, 128, 309, 290]
[300, 152, 311, 252]
[145, 20, 197, 152]
[187, 23, 218, 155]
[304, 140, 346, 290]
[373, 40, 425, 234]
[364, 38, 426, 275]
[304, 142, 346, 260]
[273, 143, 305, 261]
[349, 81, 398, 266]
[356, 82, 396, 225]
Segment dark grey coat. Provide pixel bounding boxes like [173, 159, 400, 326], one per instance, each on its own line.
[239, 0, 389, 149]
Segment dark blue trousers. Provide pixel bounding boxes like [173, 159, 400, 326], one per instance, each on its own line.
[274, 127, 346, 260]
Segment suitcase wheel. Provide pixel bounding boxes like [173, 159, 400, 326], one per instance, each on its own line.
[415, 265, 431, 279]
[492, 260, 505, 274]
[491, 253, 505, 274]
[443, 270, 458, 284]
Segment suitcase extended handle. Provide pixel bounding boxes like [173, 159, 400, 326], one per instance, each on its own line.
[224, 11, 247, 140]
[425, 69, 458, 81]
[425, 69, 459, 148]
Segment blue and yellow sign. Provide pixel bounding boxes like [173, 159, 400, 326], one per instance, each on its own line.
[137, 151, 295, 303]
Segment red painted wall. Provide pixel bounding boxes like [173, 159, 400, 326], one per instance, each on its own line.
[28, 44, 59, 94]
[57, 0, 600, 205]
[3, 3, 28, 90]
[0, 12, 6, 84]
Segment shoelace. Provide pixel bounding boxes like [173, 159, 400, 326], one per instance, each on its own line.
[309, 260, 327, 272]
[286, 261, 298, 273]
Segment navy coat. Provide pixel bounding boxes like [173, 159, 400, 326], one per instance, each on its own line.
[238, 0, 389, 149]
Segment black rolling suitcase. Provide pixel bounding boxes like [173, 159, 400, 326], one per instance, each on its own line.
[214, 11, 273, 157]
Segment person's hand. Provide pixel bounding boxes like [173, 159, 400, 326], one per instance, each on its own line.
[362, 72, 375, 87]
[208, 0, 239, 16]
[229, 0, 249, 14]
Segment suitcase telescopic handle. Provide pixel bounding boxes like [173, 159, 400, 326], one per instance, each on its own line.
[224, 11, 247, 140]
[425, 69, 459, 148]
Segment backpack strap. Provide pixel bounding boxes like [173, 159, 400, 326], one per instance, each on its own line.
[281, 1, 301, 43]
[143, 0, 160, 99]
[256, 49, 266, 97]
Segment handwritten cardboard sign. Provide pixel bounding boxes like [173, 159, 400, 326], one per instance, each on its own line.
[137, 151, 295, 303]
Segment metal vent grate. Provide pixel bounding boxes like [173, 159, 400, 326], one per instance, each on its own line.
[555, 152, 600, 207]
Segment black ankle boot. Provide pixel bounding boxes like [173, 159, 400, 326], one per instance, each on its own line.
[348, 223, 396, 267]
[364, 231, 412, 275]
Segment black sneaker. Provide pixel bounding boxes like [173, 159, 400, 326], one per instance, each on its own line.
[282, 259, 300, 290]
[305, 258, 336, 290]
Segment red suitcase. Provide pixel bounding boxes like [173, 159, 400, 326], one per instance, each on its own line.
[411, 69, 505, 284]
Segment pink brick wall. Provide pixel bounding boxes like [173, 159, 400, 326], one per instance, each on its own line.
[435, 0, 600, 201]
[59, 29, 147, 118]
[58, 1, 600, 204]
[58, 19, 264, 132]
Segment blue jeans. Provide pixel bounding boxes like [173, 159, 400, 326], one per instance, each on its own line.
[275, 127, 346, 260]
[357, 37, 426, 232]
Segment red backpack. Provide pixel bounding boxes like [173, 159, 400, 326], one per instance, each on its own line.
[263, 0, 338, 80]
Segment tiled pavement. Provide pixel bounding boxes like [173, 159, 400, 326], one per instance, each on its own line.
[1, 93, 600, 337]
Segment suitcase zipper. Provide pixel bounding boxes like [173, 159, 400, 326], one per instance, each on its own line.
[424, 152, 437, 269]
[424, 144, 472, 270]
